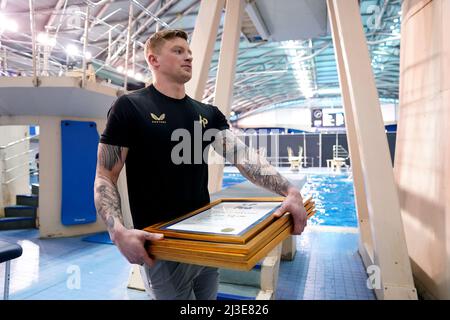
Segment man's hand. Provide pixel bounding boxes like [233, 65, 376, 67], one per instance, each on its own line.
[112, 227, 164, 267]
[273, 188, 307, 235]
[212, 130, 308, 235]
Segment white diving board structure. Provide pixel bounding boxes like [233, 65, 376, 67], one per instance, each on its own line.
[0, 76, 134, 238]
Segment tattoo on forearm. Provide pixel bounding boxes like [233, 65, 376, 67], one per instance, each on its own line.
[94, 176, 124, 231]
[213, 130, 293, 196]
[240, 150, 292, 196]
[99, 144, 123, 171]
[106, 215, 115, 229]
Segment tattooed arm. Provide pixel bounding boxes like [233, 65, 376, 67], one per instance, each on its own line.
[94, 143, 163, 266]
[212, 130, 307, 235]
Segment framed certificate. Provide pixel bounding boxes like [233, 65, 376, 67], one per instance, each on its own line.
[145, 197, 314, 244]
[143, 196, 316, 271]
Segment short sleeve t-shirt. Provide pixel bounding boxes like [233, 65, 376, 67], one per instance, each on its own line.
[100, 84, 230, 230]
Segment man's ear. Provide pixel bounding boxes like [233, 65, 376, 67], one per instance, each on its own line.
[148, 53, 160, 69]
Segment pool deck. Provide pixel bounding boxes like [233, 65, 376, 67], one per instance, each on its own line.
[0, 226, 374, 300]
[0, 166, 375, 300]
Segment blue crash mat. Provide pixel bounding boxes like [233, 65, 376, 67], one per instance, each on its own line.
[82, 232, 113, 245]
[61, 120, 99, 225]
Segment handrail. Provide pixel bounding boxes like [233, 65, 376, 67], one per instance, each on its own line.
[1, 167, 39, 185]
[2, 171, 35, 185]
[333, 145, 349, 159]
[2, 149, 39, 162]
[0, 135, 39, 150]
[2, 161, 33, 174]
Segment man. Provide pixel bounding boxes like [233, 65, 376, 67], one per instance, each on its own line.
[94, 29, 307, 300]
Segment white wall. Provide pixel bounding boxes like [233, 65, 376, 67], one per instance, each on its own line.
[236, 108, 312, 131]
[236, 103, 399, 130]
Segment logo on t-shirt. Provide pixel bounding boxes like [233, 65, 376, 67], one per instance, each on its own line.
[199, 115, 208, 128]
[150, 113, 166, 124]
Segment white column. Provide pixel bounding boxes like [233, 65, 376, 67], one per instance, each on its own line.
[208, 0, 245, 193]
[328, 0, 417, 299]
[185, 0, 225, 100]
[327, 0, 375, 267]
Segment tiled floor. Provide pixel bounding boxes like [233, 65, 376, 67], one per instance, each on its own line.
[277, 227, 375, 300]
[1, 226, 375, 300]
[0, 229, 148, 300]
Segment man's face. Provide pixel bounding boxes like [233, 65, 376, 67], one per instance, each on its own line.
[150, 37, 193, 84]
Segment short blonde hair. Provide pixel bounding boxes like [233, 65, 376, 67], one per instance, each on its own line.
[144, 29, 188, 65]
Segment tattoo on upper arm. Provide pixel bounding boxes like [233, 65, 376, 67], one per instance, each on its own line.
[214, 130, 292, 196]
[99, 144, 123, 171]
[213, 130, 246, 164]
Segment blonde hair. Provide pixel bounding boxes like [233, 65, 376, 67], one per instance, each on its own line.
[144, 29, 188, 66]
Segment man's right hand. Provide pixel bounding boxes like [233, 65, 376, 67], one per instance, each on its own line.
[112, 228, 164, 267]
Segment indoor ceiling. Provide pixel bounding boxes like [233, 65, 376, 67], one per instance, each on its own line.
[0, 0, 402, 121]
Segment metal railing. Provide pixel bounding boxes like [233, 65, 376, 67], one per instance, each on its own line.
[0, 134, 39, 150]
[333, 144, 349, 159]
[2, 166, 39, 185]
[3, 148, 38, 162]
[0, 135, 39, 186]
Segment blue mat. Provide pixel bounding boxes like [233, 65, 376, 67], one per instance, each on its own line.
[61, 120, 99, 225]
[82, 232, 113, 245]
[217, 292, 255, 300]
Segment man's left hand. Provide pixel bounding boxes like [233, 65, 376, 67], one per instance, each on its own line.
[273, 188, 307, 235]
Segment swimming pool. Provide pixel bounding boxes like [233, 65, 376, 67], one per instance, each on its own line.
[222, 172, 358, 227]
[222, 172, 247, 189]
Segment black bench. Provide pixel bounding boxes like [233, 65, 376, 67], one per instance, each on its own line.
[0, 240, 23, 300]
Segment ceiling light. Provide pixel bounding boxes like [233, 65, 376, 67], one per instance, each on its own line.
[0, 13, 18, 32]
[283, 40, 315, 100]
[65, 44, 79, 57]
[7, 20, 18, 32]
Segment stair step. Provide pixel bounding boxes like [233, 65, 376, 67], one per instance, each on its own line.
[5, 205, 37, 219]
[0, 216, 36, 230]
[219, 267, 261, 287]
[16, 194, 39, 207]
[31, 183, 39, 196]
[217, 283, 259, 300]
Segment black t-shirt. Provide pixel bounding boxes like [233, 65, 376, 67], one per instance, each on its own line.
[100, 84, 229, 230]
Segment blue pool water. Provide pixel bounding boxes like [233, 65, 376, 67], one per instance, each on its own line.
[222, 172, 247, 189]
[302, 174, 357, 227]
[222, 172, 357, 227]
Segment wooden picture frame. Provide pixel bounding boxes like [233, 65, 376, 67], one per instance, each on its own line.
[143, 197, 316, 271]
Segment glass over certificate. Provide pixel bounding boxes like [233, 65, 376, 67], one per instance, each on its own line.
[162, 202, 281, 236]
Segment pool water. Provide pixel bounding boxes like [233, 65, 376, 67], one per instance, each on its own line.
[222, 172, 358, 227]
[222, 172, 247, 189]
[302, 174, 357, 227]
